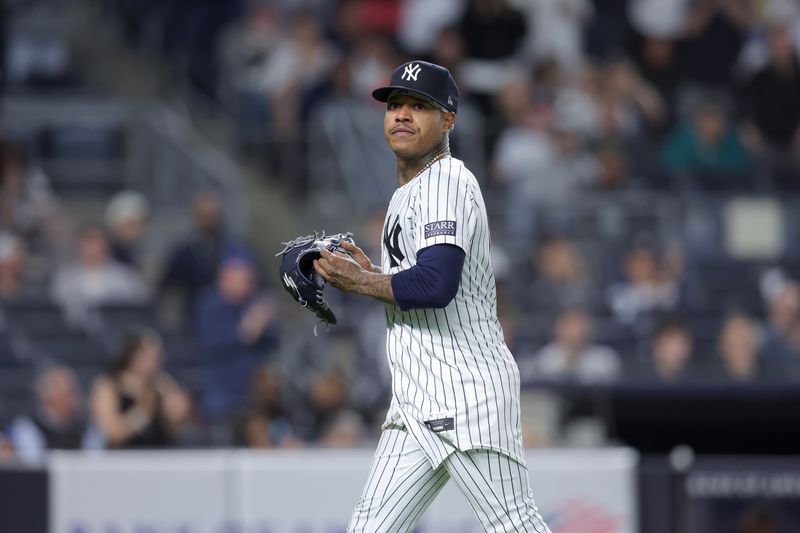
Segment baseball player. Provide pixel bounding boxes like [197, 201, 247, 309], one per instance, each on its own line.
[313, 60, 551, 533]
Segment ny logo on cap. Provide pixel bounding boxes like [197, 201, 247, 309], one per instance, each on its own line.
[401, 63, 421, 82]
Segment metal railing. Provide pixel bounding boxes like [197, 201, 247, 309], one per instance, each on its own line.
[1, 95, 248, 236]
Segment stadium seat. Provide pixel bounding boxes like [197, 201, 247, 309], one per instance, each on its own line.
[0, 366, 35, 414]
[37, 124, 126, 197]
[3, 299, 82, 338]
[688, 261, 764, 315]
[29, 334, 110, 366]
[72, 364, 108, 390]
[161, 333, 202, 363]
[96, 302, 159, 331]
[593, 317, 639, 358]
[0, 332, 22, 366]
[0, 397, 34, 427]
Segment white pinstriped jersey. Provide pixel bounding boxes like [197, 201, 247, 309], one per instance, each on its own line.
[380, 155, 524, 468]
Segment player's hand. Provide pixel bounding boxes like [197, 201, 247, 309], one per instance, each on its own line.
[340, 240, 380, 273]
[314, 249, 365, 293]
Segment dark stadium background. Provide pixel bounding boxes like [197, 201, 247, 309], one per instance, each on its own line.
[1, 0, 800, 532]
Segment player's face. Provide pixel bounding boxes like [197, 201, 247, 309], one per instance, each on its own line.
[384, 94, 454, 158]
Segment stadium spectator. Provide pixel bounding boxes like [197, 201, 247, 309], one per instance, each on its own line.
[89, 329, 191, 448]
[520, 0, 593, 75]
[627, 0, 689, 41]
[319, 409, 369, 448]
[607, 242, 681, 325]
[427, 25, 466, 84]
[327, 0, 363, 49]
[583, 0, 629, 59]
[217, 2, 282, 97]
[713, 312, 765, 382]
[216, 2, 283, 152]
[760, 280, 800, 361]
[194, 250, 278, 421]
[740, 21, 800, 189]
[50, 224, 149, 324]
[295, 371, 349, 442]
[586, 58, 666, 188]
[458, 0, 527, 99]
[630, 33, 683, 134]
[104, 190, 148, 270]
[0, 432, 12, 459]
[234, 365, 299, 448]
[398, 0, 463, 54]
[523, 235, 595, 315]
[592, 135, 631, 190]
[0, 141, 67, 254]
[495, 86, 598, 241]
[335, 34, 395, 101]
[350, 0, 402, 37]
[260, 10, 337, 148]
[741, 21, 800, 150]
[520, 308, 622, 383]
[0, 231, 25, 301]
[638, 316, 698, 382]
[660, 99, 754, 190]
[9, 0, 800, 458]
[160, 192, 229, 323]
[4, 0, 76, 88]
[784, 318, 800, 380]
[7, 365, 102, 463]
[459, 0, 526, 62]
[597, 58, 666, 140]
[531, 59, 562, 106]
[303, 56, 357, 122]
[0, 231, 41, 301]
[683, 0, 751, 90]
[233, 411, 275, 448]
[493, 74, 538, 130]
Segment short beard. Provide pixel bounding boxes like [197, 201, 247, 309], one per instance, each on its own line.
[395, 134, 450, 185]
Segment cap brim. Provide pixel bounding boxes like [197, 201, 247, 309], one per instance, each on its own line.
[372, 87, 448, 111]
[371, 86, 399, 103]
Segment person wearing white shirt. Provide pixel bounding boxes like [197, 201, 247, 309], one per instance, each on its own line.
[521, 308, 622, 383]
[8, 365, 102, 464]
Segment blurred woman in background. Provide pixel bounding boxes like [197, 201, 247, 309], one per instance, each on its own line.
[90, 329, 191, 449]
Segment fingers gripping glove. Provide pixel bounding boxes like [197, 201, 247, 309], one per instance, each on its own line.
[276, 232, 354, 326]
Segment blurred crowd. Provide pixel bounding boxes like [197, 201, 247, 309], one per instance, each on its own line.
[0, 163, 380, 457]
[2, 0, 800, 459]
[103, 0, 800, 194]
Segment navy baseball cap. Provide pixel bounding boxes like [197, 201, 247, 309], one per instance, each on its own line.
[372, 60, 459, 113]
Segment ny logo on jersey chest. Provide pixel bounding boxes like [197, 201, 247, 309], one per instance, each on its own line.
[383, 214, 405, 268]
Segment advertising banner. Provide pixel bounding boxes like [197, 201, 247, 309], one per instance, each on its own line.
[680, 458, 800, 533]
[50, 448, 637, 533]
[50, 451, 232, 533]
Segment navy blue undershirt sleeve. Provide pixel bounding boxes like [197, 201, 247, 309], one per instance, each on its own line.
[391, 244, 465, 311]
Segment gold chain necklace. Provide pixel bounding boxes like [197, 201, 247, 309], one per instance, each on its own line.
[411, 148, 450, 180]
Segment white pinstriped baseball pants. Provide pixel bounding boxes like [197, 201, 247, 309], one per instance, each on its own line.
[347, 429, 551, 533]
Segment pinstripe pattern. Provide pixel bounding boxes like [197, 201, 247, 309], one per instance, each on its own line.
[348, 429, 449, 533]
[360, 155, 549, 532]
[347, 429, 551, 532]
[380, 156, 524, 468]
